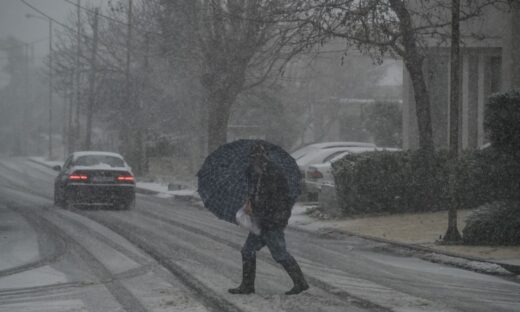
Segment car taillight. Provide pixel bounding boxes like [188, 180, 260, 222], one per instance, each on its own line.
[307, 169, 323, 179]
[117, 176, 135, 182]
[69, 174, 88, 180]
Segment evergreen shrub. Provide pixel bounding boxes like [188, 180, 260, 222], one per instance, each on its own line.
[463, 201, 520, 245]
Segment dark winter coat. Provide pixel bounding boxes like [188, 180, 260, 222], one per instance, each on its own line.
[246, 161, 293, 231]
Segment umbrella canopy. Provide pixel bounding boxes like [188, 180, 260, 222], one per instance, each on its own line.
[197, 139, 301, 223]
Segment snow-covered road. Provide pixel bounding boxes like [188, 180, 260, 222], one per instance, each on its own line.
[1, 157, 519, 312]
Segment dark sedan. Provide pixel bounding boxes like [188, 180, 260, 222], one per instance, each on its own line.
[54, 151, 136, 210]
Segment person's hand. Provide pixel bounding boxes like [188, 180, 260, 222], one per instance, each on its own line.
[244, 199, 253, 216]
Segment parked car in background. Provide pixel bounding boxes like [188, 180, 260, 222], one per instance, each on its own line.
[305, 147, 401, 200]
[291, 141, 377, 160]
[53, 151, 136, 210]
[296, 147, 358, 174]
[292, 142, 377, 173]
[291, 143, 375, 201]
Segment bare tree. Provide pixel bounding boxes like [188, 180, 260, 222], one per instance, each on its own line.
[52, 1, 164, 170]
[160, 0, 316, 153]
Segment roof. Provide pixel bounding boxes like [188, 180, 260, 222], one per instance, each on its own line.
[309, 147, 402, 168]
[71, 151, 124, 160]
[291, 141, 377, 159]
[297, 147, 365, 166]
[306, 141, 376, 149]
[72, 165, 130, 171]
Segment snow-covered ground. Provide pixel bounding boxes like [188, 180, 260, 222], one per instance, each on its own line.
[2, 157, 520, 312]
[135, 181, 198, 199]
[289, 203, 519, 275]
[0, 205, 40, 272]
[22, 156, 520, 277]
[29, 156, 63, 169]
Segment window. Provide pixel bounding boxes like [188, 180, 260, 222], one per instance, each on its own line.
[74, 155, 125, 168]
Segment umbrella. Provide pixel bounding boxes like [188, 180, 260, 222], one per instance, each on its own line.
[197, 139, 301, 224]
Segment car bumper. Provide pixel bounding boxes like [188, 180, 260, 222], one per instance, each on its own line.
[305, 179, 335, 192]
[304, 180, 324, 194]
[65, 184, 135, 204]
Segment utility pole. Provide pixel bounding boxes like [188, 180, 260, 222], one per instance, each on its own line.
[444, 0, 462, 243]
[48, 19, 54, 159]
[121, 0, 134, 166]
[138, 32, 150, 175]
[29, 43, 34, 154]
[84, 8, 99, 150]
[63, 83, 69, 158]
[23, 43, 30, 156]
[126, 0, 132, 105]
[74, 0, 81, 151]
[67, 71, 74, 154]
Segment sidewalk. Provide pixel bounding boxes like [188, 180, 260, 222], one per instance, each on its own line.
[289, 203, 520, 275]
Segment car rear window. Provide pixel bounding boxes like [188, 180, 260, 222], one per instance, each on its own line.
[74, 155, 125, 168]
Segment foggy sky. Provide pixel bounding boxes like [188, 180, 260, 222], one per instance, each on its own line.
[0, 0, 105, 60]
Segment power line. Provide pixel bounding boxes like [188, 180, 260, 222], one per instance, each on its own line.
[18, 0, 125, 70]
[63, 0, 130, 27]
[19, 0, 169, 72]
[62, 0, 162, 37]
[19, 0, 73, 30]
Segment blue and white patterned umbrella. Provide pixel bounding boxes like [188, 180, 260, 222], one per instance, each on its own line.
[197, 139, 301, 224]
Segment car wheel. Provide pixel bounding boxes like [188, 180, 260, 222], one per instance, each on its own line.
[54, 189, 64, 208]
[62, 190, 73, 210]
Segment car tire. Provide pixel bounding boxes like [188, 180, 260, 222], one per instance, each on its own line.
[62, 190, 73, 210]
[54, 189, 64, 208]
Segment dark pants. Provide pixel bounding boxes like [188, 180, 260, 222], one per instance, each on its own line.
[241, 228, 294, 263]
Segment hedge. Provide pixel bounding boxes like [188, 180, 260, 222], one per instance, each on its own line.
[331, 148, 520, 216]
[333, 150, 446, 215]
[484, 91, 520, 156]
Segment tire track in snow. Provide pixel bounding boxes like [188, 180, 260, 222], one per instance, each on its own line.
[6, 202, 149, 312]
[3, 159, 442, 311]
[0, 205, 67, 279]
[79, 211, 248, 312]
[127, 208, 392, 312]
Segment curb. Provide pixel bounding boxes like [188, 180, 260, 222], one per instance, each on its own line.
[188, 194, 520, 276]
[290, 222, 520, 276]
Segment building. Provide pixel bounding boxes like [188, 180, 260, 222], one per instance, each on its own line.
[403, 3, 520, 150]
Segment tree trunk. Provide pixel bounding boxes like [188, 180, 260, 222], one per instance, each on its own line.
[207, 90, 233, 153]
[405, 59, 435, 153]
[389, 0, 434, 152]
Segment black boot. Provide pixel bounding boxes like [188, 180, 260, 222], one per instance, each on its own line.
[228, 256, 256, 294]
[281, 257, 309, 295]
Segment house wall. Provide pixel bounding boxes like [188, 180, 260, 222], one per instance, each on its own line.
[403, 4, 519, 150]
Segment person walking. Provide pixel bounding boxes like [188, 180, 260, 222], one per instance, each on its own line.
[228, 143, 309, 295]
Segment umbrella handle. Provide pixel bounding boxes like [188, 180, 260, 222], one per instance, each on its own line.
[244, 198, 253, 216]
